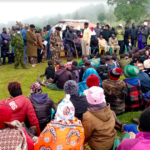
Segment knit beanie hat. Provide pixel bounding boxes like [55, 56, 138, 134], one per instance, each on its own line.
[124, 65, 140, 78]
[64, 80, 79, 95]
[144, 60, 150, 69]
[0, 105, 12, 129]
[109, 68, 123, 80]
[84, 86, 106, 105]
[86, 74, 100, 88]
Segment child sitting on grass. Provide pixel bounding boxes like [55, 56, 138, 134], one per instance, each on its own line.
[106, 55, 118, 70]
[119, 54, 130, 71]
[55, 59, 62, 71]
[78, 55, 85, 66]
[130, 52, 139, 66]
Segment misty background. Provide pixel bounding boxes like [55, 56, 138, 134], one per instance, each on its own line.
[0, 0, 150, 31]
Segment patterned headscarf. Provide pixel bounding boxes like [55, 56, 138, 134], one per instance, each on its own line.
[30, 82, 42, 94]
[55, 97, 75, 121]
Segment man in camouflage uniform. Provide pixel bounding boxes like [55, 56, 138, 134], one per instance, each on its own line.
[50, 27, 62, 66]
[11, 27, 28, 69]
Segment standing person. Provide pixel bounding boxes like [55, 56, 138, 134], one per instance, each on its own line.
[101, 24, 112, 42]
[50, 27, 62, 66]
[0, 34, 2, 65]
[9, 26, 16, 54]
[94, 23, 101, 38]
[116, 24, 125, 54]
[124, 24, 131, 49]
[82, 22, 91, 55]
[65, 27, 75, 58]
[62, 26, 69, 39]
[26, 24, 37, 67]
[74, 33, 82, 58]
[46, 25, 53, 60]
[138, 24, 148, 50]
[21, 24, 29, 64]
[41, 27, 47, 39]
[111, 27, 116, 36]
[109, 34, 120, 54]
[11, 27, 28, 69]
[131, 23, 138, 47]
[36, 29, 44, 63]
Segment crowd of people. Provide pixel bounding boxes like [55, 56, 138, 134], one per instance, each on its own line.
[1, 21, 150, 150]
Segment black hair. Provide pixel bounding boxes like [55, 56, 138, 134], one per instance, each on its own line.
[112, 56, 117, 61]
[105, 56, 111, 61]
[105, 24, 110, 29]
[82, 55, 85, 59]
[105, 51, 111, 56]
[101, 55, 106, 60]
[84, 22, 89, 25]
[139, 108, 150, 132]
[43, 27, 47, 29]
[96, 53, 101, 58]
[48, 61, 53, 66]
[85, 55, 90, 59]
[85, 60, 91, 66]
[67, 57, 72, 62]
[90, 54, 94, 59]
[72, 61, 78, 66]
[56, 59, 62, 65]
[37, 29, 42, 33]
[100, 59, 105, 65]
[133, 52, 139, 59]
[120, 54, 125, 59]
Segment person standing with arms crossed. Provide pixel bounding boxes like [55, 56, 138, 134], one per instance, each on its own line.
[11, 27, 28, 69]
[82, 22, 91, 55]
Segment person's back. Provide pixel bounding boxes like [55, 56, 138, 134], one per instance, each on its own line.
[106, 56, 117, 70]
[119, 54, 130, 71]
[45, 65, 55, 80]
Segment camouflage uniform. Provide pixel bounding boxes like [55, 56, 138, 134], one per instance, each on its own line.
[11, 33, 25, 68]
[50, 31, 61, 66]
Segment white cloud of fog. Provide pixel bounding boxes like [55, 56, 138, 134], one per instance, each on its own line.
[0, 0, 107, 23]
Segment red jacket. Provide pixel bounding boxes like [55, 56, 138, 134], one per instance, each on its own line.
[0, 95, 41, 135]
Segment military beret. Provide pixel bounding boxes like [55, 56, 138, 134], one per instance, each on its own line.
[15, 27, 20, 30]
[55, 27, 62, 31]
[30, 24, 35, 28]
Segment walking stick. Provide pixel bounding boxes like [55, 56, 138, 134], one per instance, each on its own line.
[73, 40, 78, 59]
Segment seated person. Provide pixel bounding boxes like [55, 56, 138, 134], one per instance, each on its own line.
[130, 51, 139, 66]
[78, 55, 85, 66]
[90, 36, 99, 54]
[0, 81, 41, 136]
[119, 54, 130, 71]
[143, 59, 150, 77]
[102, 68, 126, 115]
[109, 34, 120, 54]
[127, 36, 134, 51]
[55, 59, 62, 71]
[71, 65, 80, 83]
[65, 57, 72, 68]
[117, 108, 150, 150]
[1, 40, 13, 65]
[39, 61, 55, 83]
[106, 56, 118, 70]
[90, 54, 99, 67]
[82, 86, 116, 150]
[28, 82, 57, 131]
[97, 59, 109, 81]
[0, 105, 34, 150]
[38, 63, 72, 91]
[123, 65, 143, 112]
[34, 97, 85, 150]
[112, 55, 120, 68]
[96, 53, 101, 63]
[99, 35, 110, 52]
[74, 33, 82, 58]
[72, 60, 81, 73]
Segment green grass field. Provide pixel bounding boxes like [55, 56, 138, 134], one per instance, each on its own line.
[0, 58, 141, 129]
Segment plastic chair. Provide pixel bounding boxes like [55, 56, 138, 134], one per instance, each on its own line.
[99, 45, 105, 55]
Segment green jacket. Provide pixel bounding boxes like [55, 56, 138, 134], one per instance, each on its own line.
[119, 58, 130, 71]
[116, 28, 125, 41]
[11, 33, 24, 51]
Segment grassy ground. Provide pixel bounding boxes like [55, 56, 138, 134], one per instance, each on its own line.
[0, 58, 141, 130]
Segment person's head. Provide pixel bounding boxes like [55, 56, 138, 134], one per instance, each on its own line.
[111, 27, 115, 31]
[43, 27, 47, 32]
[3, 40, 8, 46]
[124, 65, 140, 78]
[139, 50, 144, 57]
[67, 57, 72, 62]
[128, 51, 132, 58]
[112, 55, 117, 61]
[124, 53, 129, 59]
[99, 35, 103, 39]
[86, 74, 100, 88]
[118, 24, 123, 28]
[134, 47, 139, 53]
[59, 63, 65, 69]
[69, 27, 73, 33]
[81, 55, 85, 60]
[144, 60, 150, 69]
[132, 23, 135, 28]
[84, 22, 89, 29]
[72, 61, 78, 66]
[85, 60, 91, 67]
[139, 108, 150, 132]
[141, 24, 145, 29]
[97, 23, 99, 28]
[101, 25, 104, 29]
[100, 59, 106, 65]
[83, 57, 88, 64]
[15, 27, 21, 34]
[30, 24, 35, 31]
[55, 97, 75, 121]
[109, 68, 123, 80]
[105, 56, 111, 61]
[132, 52, 139, 60]
[125, 24, 129, 28]
[64, 80, 79, 96]
[66, 65, 73, 72]
[8, 82, 22, 97]
[105, 24, 110, 30]
[84, 86, 106, 105]
[135, 60, 144, 72]
[112, 34, 116, 39]
[0, 105, 12, 129]
[48, 61, 53, 66]
[86, 55, 90, 60]
[101, 55, 106, 60]
[30, 82, 42, 94]
[96, 53, 101, 58]
[3, 28, 7, 33]
[105, 51, 111, 56]
[12, 26, 15, 30]
[55, 27, 62, 34]
[56, 59, 62, 65]
[66, 26, 69, 30]
[90, 54, 94, 59]
[47, 25, 51, 31]
[120, 54, 125, 59]
[25, 25, 29, 30]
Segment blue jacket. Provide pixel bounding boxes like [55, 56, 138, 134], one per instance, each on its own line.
[0, 34, 2, 46]
[46, 29, 53, 42]
[21, 28, 27, 46]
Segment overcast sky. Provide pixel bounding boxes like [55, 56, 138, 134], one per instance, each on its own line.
[0, 0, 107, 23]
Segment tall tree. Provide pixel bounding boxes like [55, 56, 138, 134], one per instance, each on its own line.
[97, 13, 106, 24]
[107, 0, 149, 24]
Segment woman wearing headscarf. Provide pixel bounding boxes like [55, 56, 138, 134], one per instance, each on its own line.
[28, 82, 57, 131]
[34, 97, 85, 150]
